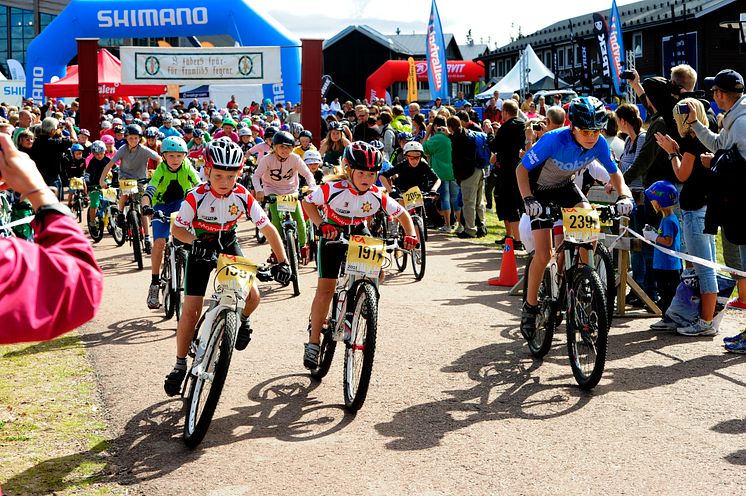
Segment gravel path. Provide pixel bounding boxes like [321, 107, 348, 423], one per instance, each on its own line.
[78, 223, 746, 495]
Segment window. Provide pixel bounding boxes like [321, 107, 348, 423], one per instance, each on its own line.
[567, 47, 573, 67]
[633, 32, 643, 58]
[558, 49, 564, 68]
[576, 46, 582, 65]
[498, 60, 504, 76]
[544, 51, 551, 67]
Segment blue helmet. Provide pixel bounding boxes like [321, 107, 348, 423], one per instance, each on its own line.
[71, 143, 84, 152]
[645, 180, 679, 208]
[397, 131, 413, 141]
[161, 136, 188, 154]
[568, 96, 608, 130]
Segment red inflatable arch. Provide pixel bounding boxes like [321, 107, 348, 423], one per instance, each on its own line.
[365, 59, 484, 102]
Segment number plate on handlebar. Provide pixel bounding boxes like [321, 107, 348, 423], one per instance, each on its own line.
[562, 208, 600, 243]
[102, 188, 118, 203]
[120, 179, 139, 195]
[277, 193, 299, 213]
[215, 254, 257, 293]
[345, 235, 385, 278]
[69, 177, 85, 190]
[403, 186, 424, 210]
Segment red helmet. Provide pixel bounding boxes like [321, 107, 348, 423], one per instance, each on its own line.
[343, 141, 382, 172]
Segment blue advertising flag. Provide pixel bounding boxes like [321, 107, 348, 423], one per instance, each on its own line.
[608, 0, 626, 96]
[426, 0, 449, 102]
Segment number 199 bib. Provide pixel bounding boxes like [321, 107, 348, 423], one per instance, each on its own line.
[345, 235, 385, 278]
[216, 254, 257, 293]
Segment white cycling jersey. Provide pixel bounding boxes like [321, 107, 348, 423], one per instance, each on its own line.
[305, 179, 404, 226]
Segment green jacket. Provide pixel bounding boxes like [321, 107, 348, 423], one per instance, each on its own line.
[145, 159, 201, 206]
[422, 133, 454, 181]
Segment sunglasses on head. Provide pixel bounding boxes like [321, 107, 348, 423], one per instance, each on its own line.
[576, 128, 601, 137]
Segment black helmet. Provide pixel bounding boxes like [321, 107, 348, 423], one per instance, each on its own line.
[568, 96, 608, 130]
[272, 130, 295, 147]
[124, 124, 143, 136]
[298, 129, 313, 140]
[327, 121, 344, 131]
[343, 141, 382, 172]
[264, 126, 278, 140]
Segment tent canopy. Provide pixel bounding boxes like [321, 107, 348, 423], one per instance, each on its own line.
[43, 49, 166, 100]
[476, 44, 568, 100]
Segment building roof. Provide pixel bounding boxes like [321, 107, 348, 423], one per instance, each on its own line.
[485, 0, 737, 56]
[458, 43, 489, 61]
[324, 25, 410, 53]
[388, 33, 456, 56]
[324, 25, 465, 58]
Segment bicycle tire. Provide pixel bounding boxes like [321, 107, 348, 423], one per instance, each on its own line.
[110, 209, 126, 246]
[419, 206, 429, 242]
[286, 229, 301, 296]
[593, 242, 615, 330]
[566, 266, 609, 390]
[394, 226, 407, 272]
[309, 324, 337, 381]
[162, 250, 175, 320]
[129, 210, 143, 270]
[174, 251, 185, 321]
[343, 282, 378, 412]
[88, 212, 104, 243]
[183, 310, 236, 448]
[73, 196, 82, 223]
[522, 255, 557, 358]
[411, 217, 427, 281]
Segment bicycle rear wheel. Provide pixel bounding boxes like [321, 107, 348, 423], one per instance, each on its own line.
[411, 217, 427, 281]
[593, 242, 615, 330]
[183, 310, 236, 448]
[343, 282, 378, 412]
[566, 266, 609, 390]
[523, 255, 557, 358]
[310, 324, 337, 381]
[129, 210, 143, 270]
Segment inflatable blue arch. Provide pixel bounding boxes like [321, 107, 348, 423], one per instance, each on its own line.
[25, 0, 300, 104]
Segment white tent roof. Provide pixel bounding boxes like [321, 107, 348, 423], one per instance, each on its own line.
[477, 44, 556, 100]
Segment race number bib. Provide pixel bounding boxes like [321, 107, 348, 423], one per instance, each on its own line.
[69, 177, 85, 190]
[562, 207, 601, 243]
[120, 179, 139, 195]
[403, 186, 424, 210]
[102, 188, 118, 203]
[345, 235, 385, 278]
[276, 193, 299, 213]
[215, 254, 257, 293]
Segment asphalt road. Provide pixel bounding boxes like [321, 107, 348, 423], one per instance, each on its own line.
[76, 221, 746, 495]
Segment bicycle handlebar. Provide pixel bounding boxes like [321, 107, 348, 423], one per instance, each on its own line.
[532, 203, 621, 223]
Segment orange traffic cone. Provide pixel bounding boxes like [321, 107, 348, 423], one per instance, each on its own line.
[488, 237, 519, 287]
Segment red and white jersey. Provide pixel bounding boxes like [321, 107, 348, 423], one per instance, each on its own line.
[305, 179, 404, 226]
[175, 183, 269, 236]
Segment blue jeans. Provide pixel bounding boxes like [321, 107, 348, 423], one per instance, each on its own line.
[438, 180, 461, 213]
[682, 207, 718, 294]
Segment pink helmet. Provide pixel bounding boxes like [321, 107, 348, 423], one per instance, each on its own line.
[101, 134, 115, 145]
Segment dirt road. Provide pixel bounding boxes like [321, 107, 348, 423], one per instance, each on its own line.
[73, 224, 746, 495]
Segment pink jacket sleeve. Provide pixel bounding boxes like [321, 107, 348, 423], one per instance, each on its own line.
[0, 213, 104, 344]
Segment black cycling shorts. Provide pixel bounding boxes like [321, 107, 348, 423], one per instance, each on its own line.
[531, 182, 588, 231]
[184, 238, 243, 297]
[317, 224, 369, 279]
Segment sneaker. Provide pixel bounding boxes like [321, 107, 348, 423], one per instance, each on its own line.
[147, 283, 161, 309]
[724, 329, 746, 343]
[726, 298, 746, 311]
[235, 317, 252, 350]
[677, 319, 717, 337]
[650, 318, 678, 331]
[437, 225, 451, 233]
[724, 339, 746, 354]
[457, 231, 476, 239]
[476, 227, 488, 238]
[163, 366, 187, 397]
[520, 302, 539, 340]
[144, 238, 152, 255]
[495, 236, 507, 245]
[454, 224, 464, 234]
[513, 241, 525, 251]
[303, 342, 320, 369]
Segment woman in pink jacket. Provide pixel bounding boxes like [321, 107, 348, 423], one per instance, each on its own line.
[0, 133, 103, 344]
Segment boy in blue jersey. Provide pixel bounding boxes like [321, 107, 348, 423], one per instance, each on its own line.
[516, 97, 635, 339]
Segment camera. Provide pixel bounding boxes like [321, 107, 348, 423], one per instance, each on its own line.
[532, 124, 542, 131]
[620, 70, 635, 80]
[677, 103, 690, 114]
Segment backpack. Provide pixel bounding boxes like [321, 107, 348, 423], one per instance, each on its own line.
[467, 130, 491, 169]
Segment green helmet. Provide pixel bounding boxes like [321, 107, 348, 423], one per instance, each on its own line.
[222, 116, 237, 128]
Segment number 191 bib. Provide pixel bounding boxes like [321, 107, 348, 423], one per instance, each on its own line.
[345, 235, 385, 277]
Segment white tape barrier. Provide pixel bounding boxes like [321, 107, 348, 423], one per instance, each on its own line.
[1, 215, 35, 229]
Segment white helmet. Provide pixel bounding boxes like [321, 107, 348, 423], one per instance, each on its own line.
[402, 141, 424, 155]
[303, 150, 322, 164]
[238, 127, 252, 137]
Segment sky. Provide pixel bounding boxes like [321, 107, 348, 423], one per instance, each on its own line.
[260, 0, 641, 50]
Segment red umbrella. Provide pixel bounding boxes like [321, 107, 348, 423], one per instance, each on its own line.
[44, 49, 166, 101]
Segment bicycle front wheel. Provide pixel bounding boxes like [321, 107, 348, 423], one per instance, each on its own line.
[162, 250, 175, 320]
[88, 212, 104, 243]
[174, 250, 185, 321]
[73, 196, 82, 223]
[110, 209, 125, 246]
[411, 217, 427, 281]
[343, 283, 378, 412]
[129, 210, 143, 270]
[286, 230, 301, 296]
[183, 310, 237, 448]
[566, 266, 609, 390]
[393, 226, 407, 272]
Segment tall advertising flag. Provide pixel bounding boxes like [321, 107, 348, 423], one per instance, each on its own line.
[592, 12, 612, 82]
[426, 0, 449, 102]
[608, 0, 626, 96]
[407, 57, 418, 103]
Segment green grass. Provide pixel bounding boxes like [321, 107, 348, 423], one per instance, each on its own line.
[0, 334, 122, 495]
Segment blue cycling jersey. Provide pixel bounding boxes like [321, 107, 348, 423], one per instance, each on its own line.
[520, 127, 618, 190]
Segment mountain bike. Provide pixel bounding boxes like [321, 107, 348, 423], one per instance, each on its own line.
[153, 211, 188, 321]
[521, 203, 619, 390]
[266, 193, 301, 296]
[68, 177, 86, 223]
[89, 186, 123, 244]
[308, 230, 405, 412]
[181, 253, 258, 447]
[387, 187, 428, 281]
[119, 179, 147, 270]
